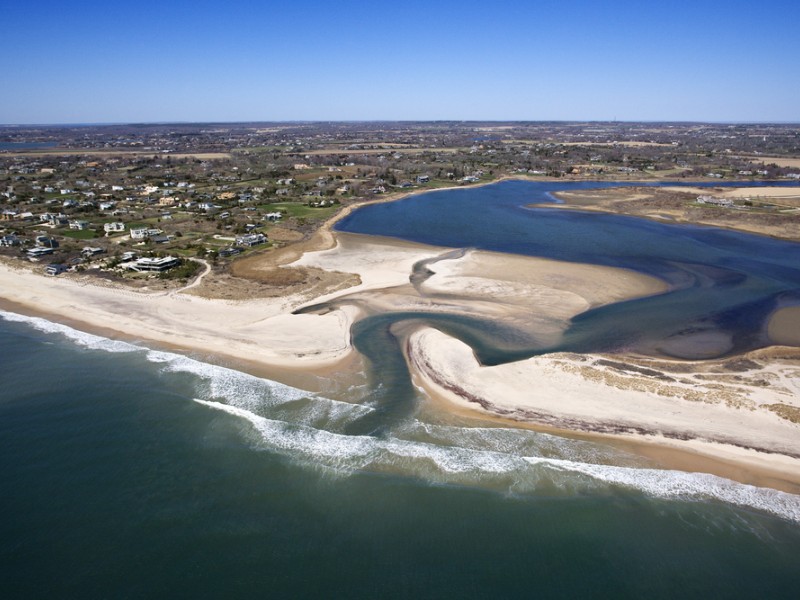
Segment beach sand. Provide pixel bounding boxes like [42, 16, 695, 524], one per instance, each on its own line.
[1, 193, 799, 489]
[405, 327, 800, 490]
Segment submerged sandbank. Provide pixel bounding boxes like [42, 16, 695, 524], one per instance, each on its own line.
[1, 208, 798, 490]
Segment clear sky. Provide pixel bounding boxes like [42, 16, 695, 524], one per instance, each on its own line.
[2, 0, 799, 124]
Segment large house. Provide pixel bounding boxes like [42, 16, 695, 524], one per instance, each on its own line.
[104, 222, 125, 233]
[130, 227, 164, 240]
[124, 256, 180, 272]
[234, 233, 267, 247]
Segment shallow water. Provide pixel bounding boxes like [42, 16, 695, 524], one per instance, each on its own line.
[3, 180, 800, 597]
[2, 312, 800, 598]
[336, 180, 800, 360]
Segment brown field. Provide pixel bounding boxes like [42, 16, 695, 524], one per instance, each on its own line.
[741, 156, 800, 169]
[551, 186, 800, 241]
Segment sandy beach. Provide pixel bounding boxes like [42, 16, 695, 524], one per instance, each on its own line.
[406, 327, 800, 489]
[2, 186, 799, 490]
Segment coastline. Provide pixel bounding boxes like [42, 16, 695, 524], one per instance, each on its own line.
[405, 326, 800, 492]
[1, 178, 799, 492]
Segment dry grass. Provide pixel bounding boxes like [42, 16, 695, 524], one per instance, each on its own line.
[766, 403, 800, 424]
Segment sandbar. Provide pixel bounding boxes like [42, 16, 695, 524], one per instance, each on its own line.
[1, 192, 799, 490]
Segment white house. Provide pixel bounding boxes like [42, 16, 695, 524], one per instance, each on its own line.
[235, 233, 267, 247]
[130, 227, 150, 240]
[125, 256, 180, 272]
[104, 222, 125, 233]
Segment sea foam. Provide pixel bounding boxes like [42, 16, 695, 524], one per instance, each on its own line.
[0, 310, 142, 353]
[196, 398, 800, 523]
[4, 309, 799, 523]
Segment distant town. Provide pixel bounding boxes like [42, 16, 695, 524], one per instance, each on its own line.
[2, 121, 799, 284]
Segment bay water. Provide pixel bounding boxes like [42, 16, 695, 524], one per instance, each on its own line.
[3, 180, 800, 597]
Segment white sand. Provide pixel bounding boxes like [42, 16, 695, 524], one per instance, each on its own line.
[407, 327, 800, 479]
[3, 227, 798, 485]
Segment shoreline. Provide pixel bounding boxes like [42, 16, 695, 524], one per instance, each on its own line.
[1, 178, 799, 493]
[546, 184, 800, 243]
[405, 326, 800, 492]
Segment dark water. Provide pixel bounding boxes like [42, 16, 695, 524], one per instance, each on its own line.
[0, 141, 58, 150]
[2, 315, 800, 599]
[337, 180, 800, 361]
[3, 180, 800, 597]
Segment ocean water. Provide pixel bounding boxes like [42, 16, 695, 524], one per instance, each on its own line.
[3, 180, 800, 597]
[2, 312, 800, 599]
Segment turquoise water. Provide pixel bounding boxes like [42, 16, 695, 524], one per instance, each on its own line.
[3, 180, 800, 597]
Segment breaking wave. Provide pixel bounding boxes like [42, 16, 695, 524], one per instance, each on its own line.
[1, 310, 142, 353]
[4, 309, 800, 523]
[197, 399, 800, 524]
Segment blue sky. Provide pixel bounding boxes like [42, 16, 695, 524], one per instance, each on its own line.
[2, 0, 799, 123]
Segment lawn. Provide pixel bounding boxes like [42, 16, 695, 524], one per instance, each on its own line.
[61, 229, 97, 240]
[264, 202, 341, 220]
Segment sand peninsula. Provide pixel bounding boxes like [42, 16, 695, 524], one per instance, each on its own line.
[1, 181, 799, 491]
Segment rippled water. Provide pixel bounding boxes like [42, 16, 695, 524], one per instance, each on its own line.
[2, 311, 800, 598]
[337, 180, 800, 360]
[3, 180, 800, 597]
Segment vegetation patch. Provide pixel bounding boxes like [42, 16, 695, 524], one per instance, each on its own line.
[766, 403, 800, 424]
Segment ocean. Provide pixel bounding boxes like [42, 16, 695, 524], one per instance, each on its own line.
[2, 180, 800, 598]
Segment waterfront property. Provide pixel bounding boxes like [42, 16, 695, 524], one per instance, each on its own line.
[234, 233, 267, 247]
[123, 256, 180, 272]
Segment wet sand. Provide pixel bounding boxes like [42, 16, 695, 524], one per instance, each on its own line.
[1, 181, 799, 490]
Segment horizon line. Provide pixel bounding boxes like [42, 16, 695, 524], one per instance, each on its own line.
[2, 119, 800, 128]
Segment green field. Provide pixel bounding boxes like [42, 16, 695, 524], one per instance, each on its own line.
[60, 229, 97, 240]
[264, 202, 341, 220]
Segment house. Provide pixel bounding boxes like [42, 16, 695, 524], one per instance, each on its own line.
[81, 247, 105, 258]
[27, 247, 54, 260]
[264, 212, 282, 222]
[69, 220, 91, 230]
[130, 227, 163, 240]
[697, 195, 734, 207]
[234, 233, 267, 247]
[130, 227, 149, 240]
[416, 175, 430, 184]
[218, 247, 243, 258]
[35, 236, 59, 248]
[1, 210, 18, 221]
[104, 222, 125, 233]
[45, 263, 68, 276]
[41, 213, 69, 226]
[125, 256, 180, 272]
[0, 234, 20, 247]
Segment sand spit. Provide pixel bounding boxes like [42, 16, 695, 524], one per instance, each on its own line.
[406, 327, 800, 484]
[1, 179, 798, 487]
